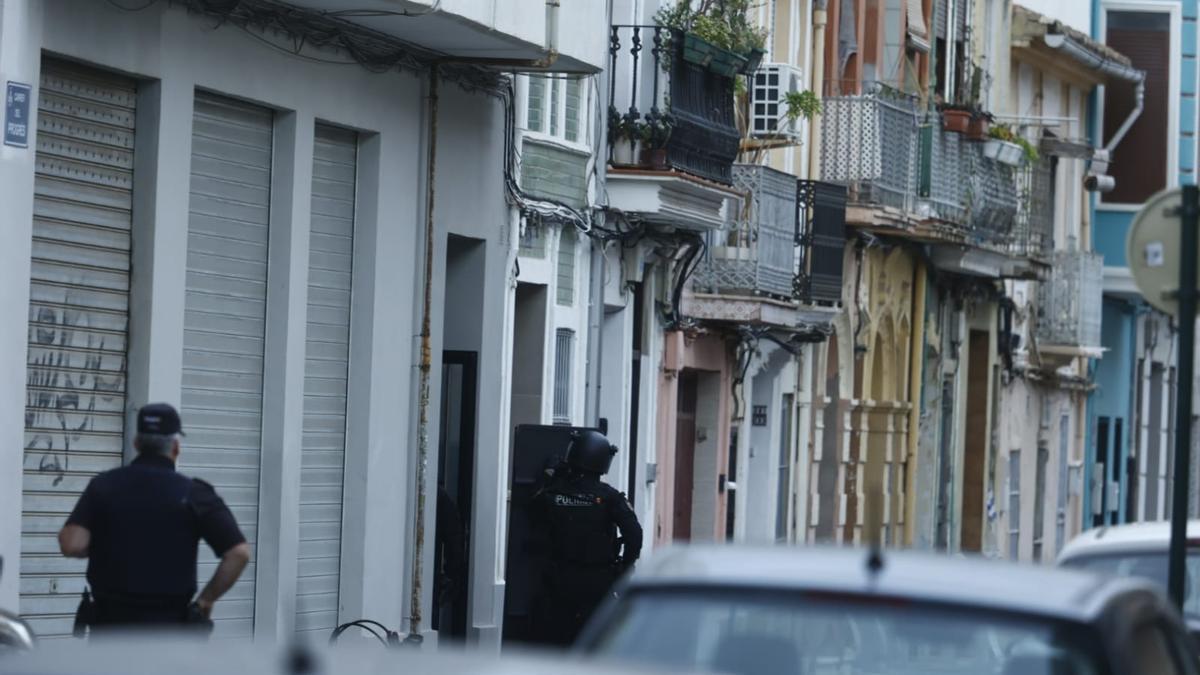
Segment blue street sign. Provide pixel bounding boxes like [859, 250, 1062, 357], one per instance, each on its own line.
[5, 81, 32, 148]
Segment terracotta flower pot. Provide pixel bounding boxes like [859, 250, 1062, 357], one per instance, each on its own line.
[942, 110, 971, 134]
[641, 147, 669, 170]
[967, 115, 990, 141]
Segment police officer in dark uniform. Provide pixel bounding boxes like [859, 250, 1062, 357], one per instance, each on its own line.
[58, 403, 251, 634]
[534, 429, 642, 646]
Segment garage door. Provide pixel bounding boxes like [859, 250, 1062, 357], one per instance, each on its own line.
[21, 59, 136, 639]
[295, 124, 356, 635]
[180, 92, 273, 639]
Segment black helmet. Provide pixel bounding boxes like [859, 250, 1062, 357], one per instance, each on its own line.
[566, 430, 617, 475]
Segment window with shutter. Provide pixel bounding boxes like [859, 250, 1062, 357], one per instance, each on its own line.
[553, 329, 574, 424]
[798, 180, 847, 304]
[1102, 10, 1170, 205]
[557, 226, 576, 306]
[906, 0, 928, 40]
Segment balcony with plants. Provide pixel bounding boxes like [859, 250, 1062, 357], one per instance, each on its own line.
[605, 1, 776, 231]
[820, 70, 1049, 276]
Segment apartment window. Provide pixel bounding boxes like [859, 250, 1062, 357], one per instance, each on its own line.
[557, 226, 576, 306]
[1102, 10, 1171, 204]
[553, 329, 575, 424]
[526, 75, 588, 144]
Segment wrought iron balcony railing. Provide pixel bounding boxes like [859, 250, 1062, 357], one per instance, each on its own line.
[820, 83, 921, 213]
[692, 165, 846, 305]
[1035, 250, 1103, 348]
[608, 25, 740, 185]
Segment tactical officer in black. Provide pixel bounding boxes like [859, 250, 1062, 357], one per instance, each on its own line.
[58, 403, 251, 634]
[534, 430, 642, 645]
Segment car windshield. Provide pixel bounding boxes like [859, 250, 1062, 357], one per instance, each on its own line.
[1061, 550, 1200, 618]
[584, 588, 1110, 675]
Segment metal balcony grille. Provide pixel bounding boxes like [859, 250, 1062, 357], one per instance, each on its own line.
[820, 83, 921, 213]
[1011, 159, 1054, 262]
[692, 166, 847, 305]
[971, 153, 1020, 246]
[922, 127, 1019, 246]
[798, 179, 848, 304]
[1035, 250, 1103, 348]
[608, 25, 740, 185]
[693, 164, 797, 298]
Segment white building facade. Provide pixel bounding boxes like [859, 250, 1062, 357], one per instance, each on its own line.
[0, 0, 607, 646]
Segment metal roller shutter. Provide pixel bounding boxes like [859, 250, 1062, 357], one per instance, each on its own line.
[21, 59, 136, 639]
[180, 92, 273, 639]
[295, 124, 356, 634]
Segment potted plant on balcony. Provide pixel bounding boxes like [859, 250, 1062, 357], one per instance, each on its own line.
[940, 104, 973, 134]
[656, 0, 767, 77]
[984, 124, 1031, 166]
[609, 107, 643, 167]
[640, 113, 675, 170]
[967, 111, 992, 141]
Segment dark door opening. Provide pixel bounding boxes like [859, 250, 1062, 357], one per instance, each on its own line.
[433, 354, 477, 640]
[961, 330, 989, 553]
[627, 282, 644, 508]
[1095, 416, 1110, 528]
[674, 370, 699, 541]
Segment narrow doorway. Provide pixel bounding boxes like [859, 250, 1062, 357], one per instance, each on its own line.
[1094, 416, 1110, 529]
[961, 330, 989, 552]
[434, 351, 477, 639]
[433, 235, 485, 641]
[627, 282, 645, 507]
[674, 370, 699, 540]
[510, 283, 548, 430]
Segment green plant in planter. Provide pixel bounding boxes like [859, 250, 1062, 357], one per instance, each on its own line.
[785, 90, 821, 122]
[655, 0, 768, 73]
[608, 106, 633, 141]
[987, 124, 1039, 163]
[988, 124, 1015, 142]
[640, 115, 675, 149]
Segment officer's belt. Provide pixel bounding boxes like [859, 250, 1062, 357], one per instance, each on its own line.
[91, 588, 191, 609]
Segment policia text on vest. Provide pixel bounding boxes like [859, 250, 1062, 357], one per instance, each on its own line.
[58, 404, 251, 636]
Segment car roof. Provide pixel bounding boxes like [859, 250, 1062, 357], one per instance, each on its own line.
[625, 544, 1159, 623]
[0, 636, 685, 675]
[1058, 520, 1200, 561]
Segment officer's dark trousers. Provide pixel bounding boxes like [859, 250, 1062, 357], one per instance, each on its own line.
[540, 565, 616, 646]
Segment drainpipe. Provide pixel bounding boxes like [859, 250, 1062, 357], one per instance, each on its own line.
[1042, 31, 1145, 154]
[408, 65, 440, 645]
[808, 0, 828, 180]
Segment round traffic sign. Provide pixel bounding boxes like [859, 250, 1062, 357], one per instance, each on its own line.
[1126, 187, 1192, 316]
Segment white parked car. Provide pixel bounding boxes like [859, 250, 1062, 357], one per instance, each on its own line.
[576, 544, 1199, 675]
[1058, 520, 1200, 638]
[0, 633, 687, 675]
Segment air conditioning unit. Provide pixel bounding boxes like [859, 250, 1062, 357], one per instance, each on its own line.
[750, 63, 806, 141]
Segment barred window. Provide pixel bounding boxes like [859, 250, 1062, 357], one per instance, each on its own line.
[553, 329, 575, 424]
